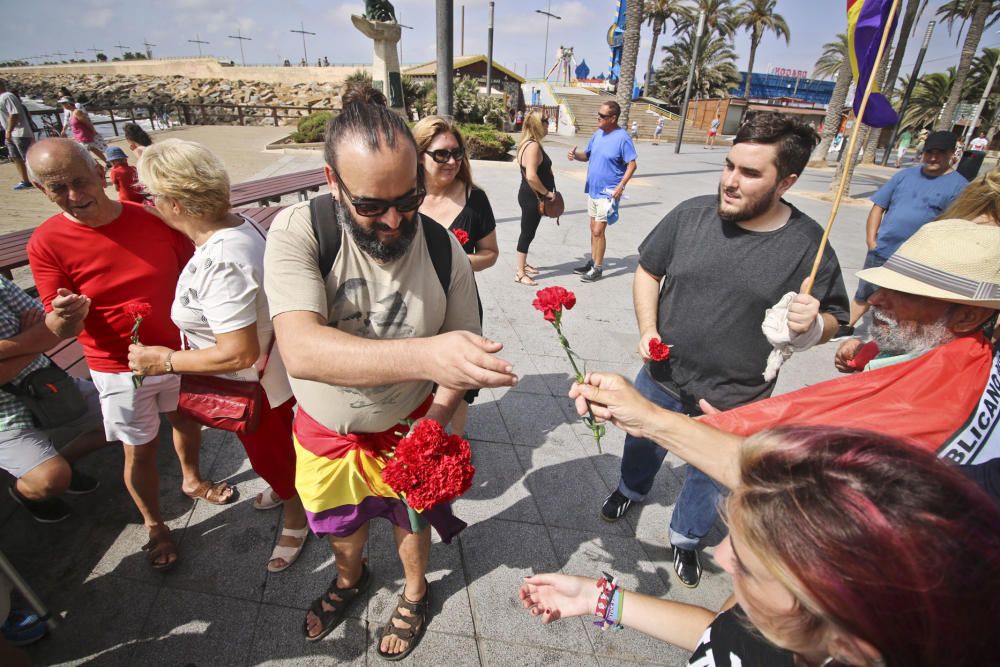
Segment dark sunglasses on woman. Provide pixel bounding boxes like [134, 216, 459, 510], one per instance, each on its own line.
[425, 147, 465, 164]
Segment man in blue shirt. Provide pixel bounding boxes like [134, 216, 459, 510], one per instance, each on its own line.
[567, 100, 638, 282]
[846, 130, 967, 329]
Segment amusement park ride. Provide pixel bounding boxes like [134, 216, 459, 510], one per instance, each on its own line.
[542, 2, 627, 88]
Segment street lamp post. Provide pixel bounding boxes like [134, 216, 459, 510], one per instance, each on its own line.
[290, 22, 315, 66]
[228, 28, 252, 66]
[675, 10, 706, 154]
[536, 2, 561, 80]
[486, 2, 495, 95]
[436, 0, 454, 117]
[188, 35, 210, 57]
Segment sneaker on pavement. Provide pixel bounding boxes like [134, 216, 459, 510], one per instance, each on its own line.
[672, 546, 702, 588]
[580, 266, 603, 282]
[1, 609, 48, 646]
[12, 182, 32, 191]
[600, 489, 634, 522]
[572, 260, 593, 275]
[66, 468, 99, 495]
[8, 485, 71, 523]
[830, 324, 856, 342]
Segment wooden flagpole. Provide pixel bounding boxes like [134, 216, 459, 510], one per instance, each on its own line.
[805, 0, 901, 294]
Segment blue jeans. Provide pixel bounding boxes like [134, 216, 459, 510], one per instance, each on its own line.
[617, 367, 723, 551]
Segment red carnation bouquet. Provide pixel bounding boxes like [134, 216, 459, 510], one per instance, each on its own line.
[532, 286, 606, 451]
[648, 338, 671, 361]
[383, 419, 475, 511]
[452, 228, 470, 246]
[126, 301, 152, 387]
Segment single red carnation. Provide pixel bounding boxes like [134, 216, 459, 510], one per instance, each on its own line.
[532, 286, 576, 323]
[126, 301, 152, 320]
[452, 228, 470, 245]
[648, 338, 671, 361]
[383, 419, 476, 511]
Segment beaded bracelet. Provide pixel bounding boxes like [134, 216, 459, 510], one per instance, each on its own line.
[594, 572, 624, 630]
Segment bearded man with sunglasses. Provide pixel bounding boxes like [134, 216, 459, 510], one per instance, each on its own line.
[263, 86, 517, 659]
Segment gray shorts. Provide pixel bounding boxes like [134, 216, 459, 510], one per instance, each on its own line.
[6, 136, 33, 161]
[0, 378, 103, 478]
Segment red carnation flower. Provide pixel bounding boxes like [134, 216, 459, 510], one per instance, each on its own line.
[126, 301, 152, 320]
[532, 286, 576, 323]
[383, 419, 475, 511]
[452, 228, 470, 246]
[648, 338, 671, 361]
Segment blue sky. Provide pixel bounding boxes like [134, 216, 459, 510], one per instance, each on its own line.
[2, 1, 997, 83]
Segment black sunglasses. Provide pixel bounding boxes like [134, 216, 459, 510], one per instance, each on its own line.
[597, 112, 615, 119]
[424, 147, 465, 164]
[332, 167, 425, 217]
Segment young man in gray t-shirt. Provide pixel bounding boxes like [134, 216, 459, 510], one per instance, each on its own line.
[600, 113, 849, 589]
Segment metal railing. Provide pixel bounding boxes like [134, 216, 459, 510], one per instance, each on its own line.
[633, 102, 680, 121]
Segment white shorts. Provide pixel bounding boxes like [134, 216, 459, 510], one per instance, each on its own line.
[90, 371, 180, 445]
[587, 195, 613, 223]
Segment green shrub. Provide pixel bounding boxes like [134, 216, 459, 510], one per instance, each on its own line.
[290, 110, 332, 143]
[459, 123, 515, 160]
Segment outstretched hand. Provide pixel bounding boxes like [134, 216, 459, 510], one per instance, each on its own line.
[568, 372, 656, 438]
[425, 331, 517, 391]
[519, 573, 596, 625]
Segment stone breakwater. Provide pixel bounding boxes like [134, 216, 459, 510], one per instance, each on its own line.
[4, 72, 344, 117]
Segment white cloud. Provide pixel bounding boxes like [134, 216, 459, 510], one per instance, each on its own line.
[81, 7, 113, 28]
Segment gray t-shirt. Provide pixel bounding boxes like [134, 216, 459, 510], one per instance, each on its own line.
[0, 92, 31, 138]
[639, 194, 849, 411]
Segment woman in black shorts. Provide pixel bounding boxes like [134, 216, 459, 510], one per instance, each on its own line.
[515, 111, 558, 286]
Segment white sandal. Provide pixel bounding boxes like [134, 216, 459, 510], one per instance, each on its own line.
[253, 487, 284, 511]
[267, 525, 309, 573]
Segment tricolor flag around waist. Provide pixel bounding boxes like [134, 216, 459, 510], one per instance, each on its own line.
[847, 0, 900, 127]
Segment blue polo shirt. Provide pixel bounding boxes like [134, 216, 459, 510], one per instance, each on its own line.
[871, 166, 967, 257]
[583, 127, 637, 198]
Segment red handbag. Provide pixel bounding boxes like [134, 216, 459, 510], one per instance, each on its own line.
[177, 337, 274, 434]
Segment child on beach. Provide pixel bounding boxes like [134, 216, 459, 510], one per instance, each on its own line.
[105, 146, 146, 204]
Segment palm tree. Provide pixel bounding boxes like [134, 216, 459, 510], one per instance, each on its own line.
[736, 0, 790, 100]
[810, 33, 851, 164]
[901, 69, 957, 130]
[617, 0, 644, 127]
[674, 0, 737, 40]
[652, 29, 741, 103]
[935, 0, 1000, 130]
[965, 46, 1000, 130]
[643, 0, 687, 91]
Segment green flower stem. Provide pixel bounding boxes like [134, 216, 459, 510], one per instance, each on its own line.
[552, 319, 604, 453]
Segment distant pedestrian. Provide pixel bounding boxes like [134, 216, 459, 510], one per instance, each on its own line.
[58, 98, 107, 165]
[652, 117, 664, 145]
[894, 127, 912, 168]
[104, 146, 144, 204]
[567, 100, 638, 282]
[123, 123, 153, 158]
[914, 127, 929, 158]
[514, 111, 558, 287]
[969, 131, 989, 153]
[323, 56, 330, 67]
[630, 120, 639, 141]
[704, 115, 720, 149]
[0, 80, 35, 190]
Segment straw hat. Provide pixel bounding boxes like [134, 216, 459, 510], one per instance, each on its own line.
[857, 219, 1000, 310]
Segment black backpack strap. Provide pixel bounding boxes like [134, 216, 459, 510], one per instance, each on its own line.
[309, 194, 342, 279]
[419, 215, 452, 295]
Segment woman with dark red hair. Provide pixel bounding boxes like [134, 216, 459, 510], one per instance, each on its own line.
[520, 426, 1000, 666]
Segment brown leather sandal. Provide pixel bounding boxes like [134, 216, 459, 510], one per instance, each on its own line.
[302, 562, 371, 642]
[376, 580, 431, 661]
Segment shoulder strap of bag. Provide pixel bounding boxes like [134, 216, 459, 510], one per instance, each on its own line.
[310, 193, 342, 280]
[419, 215, 452, 295]
[310, 193, 450, 295]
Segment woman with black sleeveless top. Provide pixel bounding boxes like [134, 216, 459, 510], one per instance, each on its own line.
[413, 115, 498, 437]
[515, 112, 558, 286]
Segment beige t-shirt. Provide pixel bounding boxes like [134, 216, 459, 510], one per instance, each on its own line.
[263, 201, 481, 433]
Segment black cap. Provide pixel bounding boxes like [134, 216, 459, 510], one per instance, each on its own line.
[924, 131, 957, 152]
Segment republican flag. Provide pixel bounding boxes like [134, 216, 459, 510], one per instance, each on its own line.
[702, 334, 994, 459]
[847, 0, 899, 128]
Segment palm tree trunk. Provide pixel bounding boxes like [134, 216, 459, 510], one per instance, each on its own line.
[744, 30, 760, 100]
[830, 125, 871, 196]
[645, 17, 665, 92]
[617, 0, 644, 127]
[937, 0, 991, 131]
[811, 58, 852, 166]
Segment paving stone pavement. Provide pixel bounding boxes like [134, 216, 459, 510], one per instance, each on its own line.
[0, 133, 883, 666]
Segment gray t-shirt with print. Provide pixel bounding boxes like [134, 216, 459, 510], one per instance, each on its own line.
[639, 194, 849, 411]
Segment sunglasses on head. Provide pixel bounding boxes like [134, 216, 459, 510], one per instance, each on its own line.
[332, 167, 425, 217]
[424, 147, 465, 164]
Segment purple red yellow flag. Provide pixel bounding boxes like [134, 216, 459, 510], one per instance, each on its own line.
[847, 0, 899, 127]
